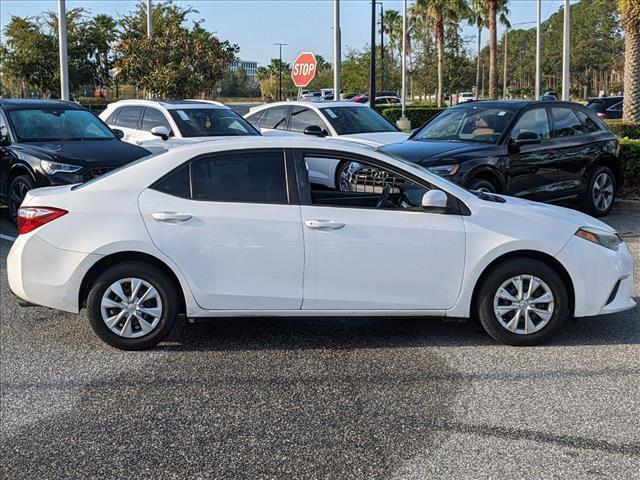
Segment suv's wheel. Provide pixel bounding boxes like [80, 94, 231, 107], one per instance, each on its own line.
[468, 177, 497, 194]
[87, 262, 178, 350]
[8, 174, 34, 221]
[477, 258, 569, 346]
[582, 165, 616, 217]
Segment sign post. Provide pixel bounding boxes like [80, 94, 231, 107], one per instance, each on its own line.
[291, 52, 318, 95]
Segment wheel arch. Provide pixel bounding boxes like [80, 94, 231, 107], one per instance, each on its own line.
[470, 250, 575, 318]
[465, 166, 505, 193]
[79, 251, 187, 314]
[591, 153, 623, 187]
[7, 162, 37, 187]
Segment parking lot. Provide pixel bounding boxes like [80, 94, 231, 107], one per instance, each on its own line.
[0, 201, 638, 479]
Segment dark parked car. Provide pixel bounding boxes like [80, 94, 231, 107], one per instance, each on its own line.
[586, 96, 623, 120]
[0, 99, 150, 220]
[380, 100, 621, 216]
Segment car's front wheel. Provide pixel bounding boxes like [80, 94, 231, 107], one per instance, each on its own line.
[87, 262, 178, 350]
[477, 258, 569, 346]
[582, 165, 616, 217]
[8, 174, 34, 222]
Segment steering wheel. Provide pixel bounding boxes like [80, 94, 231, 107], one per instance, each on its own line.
[376, 184, 392, 209]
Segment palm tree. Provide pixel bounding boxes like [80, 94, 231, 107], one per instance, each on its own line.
[486, 0, 509, 99]
[382, 9, 402, 65]
[619, 0, 640, 122]
[415, 0, 469, 107]
[469, 0, 487, 98]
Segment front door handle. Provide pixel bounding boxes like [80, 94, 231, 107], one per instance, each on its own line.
[304, 220, 345, 230]
[152, 212, 192, 223]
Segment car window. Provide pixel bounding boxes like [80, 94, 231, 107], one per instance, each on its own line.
[105, 108, 120, 125]
[168, 108, 258, 137]
[320, 106, 397, 135]
[7, 108, 117, 142]
[113, 106, 143, 129]
[551, 108, 584, 137]
[576, 110, 601, 133]
[152, 164, 191, 198]
[191, 151, 288, 203]
[510, 108, 550, 140]
[608, 101, 623, 112]
[259, 107, 289, 130]
[141, 108, 172, 132]
[290, 107, 326, 133]
[245, 110, 263, 127]
[414, 107, 516, 144]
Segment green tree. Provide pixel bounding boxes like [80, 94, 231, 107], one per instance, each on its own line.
[469, 0, 487, 96]
[485, 0, 509, 98]
[382, 9, 402, 65]
[619, 0, 639, 122]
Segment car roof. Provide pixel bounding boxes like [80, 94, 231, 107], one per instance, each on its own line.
[450, 99, 586, 110]
[0, 99, 86, 110]
[104, 99, 227, 110]
[247, 100, 367, 115]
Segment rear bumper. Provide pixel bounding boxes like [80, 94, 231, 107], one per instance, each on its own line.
[7, 233, 100, 313]
[556, 236, 636, 317]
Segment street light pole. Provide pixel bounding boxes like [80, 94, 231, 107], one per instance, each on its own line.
[146, 0, 152, 39]
[503, 28, 508, 99]
[379, 2, 384, 92]
[333, 0, 341, 101]
[369, 0, 376, 106]
[274, 43, 287, 101]
[535, 0, 541, 99]
[562, 0, 571, 101]
[57, 0, 69, 100]
[397, 0, 410, 130]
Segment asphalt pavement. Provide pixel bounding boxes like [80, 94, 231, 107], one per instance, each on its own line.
[1, 202, 639, 479]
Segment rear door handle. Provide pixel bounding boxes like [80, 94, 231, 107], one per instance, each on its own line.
[304, 220, 345, 230]
[152, 212, 192, 223]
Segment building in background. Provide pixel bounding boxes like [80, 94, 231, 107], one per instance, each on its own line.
[229, 59, 259, 83]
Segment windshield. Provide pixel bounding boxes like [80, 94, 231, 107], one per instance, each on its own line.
[8, 109, 116, 142]
[168, 108, 259, 137]
[413, 107, 516, 144]
[320, 106, 398, 135]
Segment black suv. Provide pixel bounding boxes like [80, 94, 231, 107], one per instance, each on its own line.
[585, 96, 623, 120]
[380, 100, 621, 216]
[0, 99, 150, 220]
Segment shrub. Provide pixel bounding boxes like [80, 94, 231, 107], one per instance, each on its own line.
[380, 107, 446, 130]
[619, 138, 640, 185]
[79, 99, 111, 114]
[605, 121, 640, 139]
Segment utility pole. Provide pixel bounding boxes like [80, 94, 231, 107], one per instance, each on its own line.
[503, 28, 508, 99]
[562, 0, 570, 101]
[378, 2, 384, 91]
[369, 0, 376, 106]
[57, 0, 69, 100]
[274, 43, 287, 101]
[535, 0, 541, 99]
[397, 0, 410, 130]
[333, 0, 341, 101]
[146, 0, 152, 39]
[481, 61, 485, 99]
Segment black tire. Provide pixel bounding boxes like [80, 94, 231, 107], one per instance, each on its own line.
[581, 165, 616, 217]
[87, 262, 179, 350]
[8, 174, 34, 222]
[476, 258, 569, 346]
[468, 177, 497, 194]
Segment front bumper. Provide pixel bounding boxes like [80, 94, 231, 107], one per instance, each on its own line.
[556, 235, 636, 317]
[7, 233, 101, 313]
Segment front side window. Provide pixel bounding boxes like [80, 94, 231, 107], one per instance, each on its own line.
[245, 111, 263, 127]
[551, 108, 584, 137]
[141, 108, 172, 132]
[7, 108, 117, 142]
[290, 107, 326, 133]
[113, 106, 143, 129]
[259, 107, 289, 130]
[510, 108, 551, 140]
[191, 151, 287, 203]
[168, 108, 258, 137]
[320, 106, 397, 135]
[414, 107, 516, 144]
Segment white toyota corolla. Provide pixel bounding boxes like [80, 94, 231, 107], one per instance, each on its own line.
[7, 137, 635, 350]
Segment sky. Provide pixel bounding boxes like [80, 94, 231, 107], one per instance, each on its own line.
[0, 0, 578, 66]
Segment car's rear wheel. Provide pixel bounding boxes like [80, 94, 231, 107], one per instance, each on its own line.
[477, 258, 569, 346]
[582, 165, 616, 217]
[87, 262, 178, 350]
[8, 174, 34, 222]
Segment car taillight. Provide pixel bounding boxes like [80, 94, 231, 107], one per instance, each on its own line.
[17, 207, 68, 235]
[597, 112, 606, 119]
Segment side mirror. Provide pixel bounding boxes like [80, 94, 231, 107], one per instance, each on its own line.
[303, 125, 326, 137]
[421, 190, 448, 209]
[151, 126, 171, 141]
[111, 128, 125, 139]
[511, 131, 541, 150]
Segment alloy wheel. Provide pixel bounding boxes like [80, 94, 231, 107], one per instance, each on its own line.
[592, 172, 614, 212]
[100, 278, 163, 338]
[492, 274, 555, 335]
[9, 178, 30, 218]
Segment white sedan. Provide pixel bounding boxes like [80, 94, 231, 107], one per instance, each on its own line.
[245, 101, 408, 189]
[8, 137, 635, 350]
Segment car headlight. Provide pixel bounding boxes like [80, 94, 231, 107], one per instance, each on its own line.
[40, 160, 82, 175]
[428, 163, 459, 176]
[576, 227, 622, 251]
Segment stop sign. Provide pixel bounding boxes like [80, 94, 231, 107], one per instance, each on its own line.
[291, 52, 318, 88]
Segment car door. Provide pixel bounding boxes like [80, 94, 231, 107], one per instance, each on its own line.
[294, 149, 466, 311]
[109, 106, 143, 144]
[506, 107, 560, 201]
[138, 149, 304, 311]
[549, 106, 595, 199]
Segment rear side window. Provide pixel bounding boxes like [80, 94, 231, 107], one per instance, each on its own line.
[153, 164, 190, 198]
[191, 152, 288, 203]
[576, 111, 601, 133]
[141, 108, 172, 132]
[259, 107, 289, 130]
[113, 106, 143, 129]
[551, 108, 584, 138]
